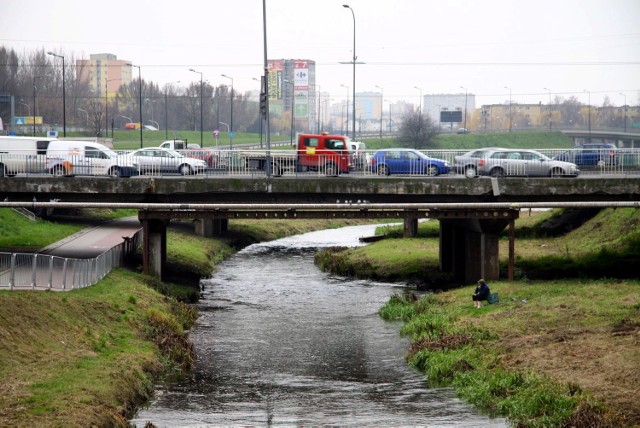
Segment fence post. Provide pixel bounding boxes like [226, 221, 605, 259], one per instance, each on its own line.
[61, 258, 68, 290]
[10, 253, 16, 290]
[48, 257, 54, 289]
[31, 254, 38, 290]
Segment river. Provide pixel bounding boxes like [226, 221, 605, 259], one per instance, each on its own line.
[131, 224, 505, 427]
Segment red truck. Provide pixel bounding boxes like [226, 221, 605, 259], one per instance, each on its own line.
[240, 132, 354, 176]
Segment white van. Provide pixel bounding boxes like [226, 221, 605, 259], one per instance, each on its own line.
[0, 136, 58, 177]
[46, 140, 138, 177]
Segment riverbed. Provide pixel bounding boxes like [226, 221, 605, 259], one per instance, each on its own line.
[131, 224, 505, 427]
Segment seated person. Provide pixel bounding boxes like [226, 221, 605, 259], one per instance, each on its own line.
[472, 279, 490, 308]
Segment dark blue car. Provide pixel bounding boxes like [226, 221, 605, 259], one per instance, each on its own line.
[553, 143, 619, 166]
[370, 149, 450, 176]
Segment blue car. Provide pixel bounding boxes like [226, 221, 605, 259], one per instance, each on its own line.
[370, 148, 450, 176]
[553, 143, 619, 166]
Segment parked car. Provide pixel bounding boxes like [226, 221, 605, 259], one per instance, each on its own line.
[456, 148, 579, 178]
[370, 148, 450, 176]
[454, 147, 501, 178]
[130, 147, 207, 175]
[553, 143, 619, 166]
[47, 140, 138, 177]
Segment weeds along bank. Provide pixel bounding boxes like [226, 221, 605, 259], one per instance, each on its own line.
[0, 215, 369, 426]
[316, 208, 640, 426]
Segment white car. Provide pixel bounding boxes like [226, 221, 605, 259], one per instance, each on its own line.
[130, 147, 207, 175]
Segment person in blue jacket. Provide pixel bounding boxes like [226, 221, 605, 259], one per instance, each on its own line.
[472, 279, 490, 308]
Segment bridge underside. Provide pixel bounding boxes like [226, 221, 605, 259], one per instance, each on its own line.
[138, 207, 519, 285]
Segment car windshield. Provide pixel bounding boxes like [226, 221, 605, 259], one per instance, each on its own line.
[166, 149, 183, 158]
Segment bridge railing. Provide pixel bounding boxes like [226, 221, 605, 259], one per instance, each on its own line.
[1, 148, 640, 177]
[0, 230, 141, 291]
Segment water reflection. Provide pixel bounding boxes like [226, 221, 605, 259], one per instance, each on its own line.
[132, 224, 505, 427]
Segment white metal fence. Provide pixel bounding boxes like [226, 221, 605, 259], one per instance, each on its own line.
[0, 230, 141, 291]
[1, 148, 640, 178]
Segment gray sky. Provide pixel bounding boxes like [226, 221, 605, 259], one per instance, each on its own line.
[2, 0, 639, 107]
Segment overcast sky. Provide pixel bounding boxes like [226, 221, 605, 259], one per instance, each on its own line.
[2, 0, 639, 107]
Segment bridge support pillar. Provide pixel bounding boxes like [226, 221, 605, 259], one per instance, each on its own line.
[440, 216, 515, 284]
[403, 216, 419, 237]
[141, 218, 167, 279]
[195, 218, 228, 237]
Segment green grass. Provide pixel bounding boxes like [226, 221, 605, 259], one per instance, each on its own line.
[378, 281, 638, 426]
[0, 208, 83, 248]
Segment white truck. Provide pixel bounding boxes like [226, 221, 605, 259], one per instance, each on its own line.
[0, 136, 58, 177]
[46, 140, 138, 177]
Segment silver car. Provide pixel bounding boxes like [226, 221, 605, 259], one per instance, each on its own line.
[455, 148, 579, 178]
[130, 147, 207, 175]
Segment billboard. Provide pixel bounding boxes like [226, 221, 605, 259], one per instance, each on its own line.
[267, 60, 284, 100]
[440, 110, 462, 123]
[293, 60, 309, 118]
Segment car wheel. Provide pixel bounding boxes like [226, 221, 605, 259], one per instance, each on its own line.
[376, 165, 389, 176]
[490, 167, 504, 178]
[50, 165, 66, 176]
[425, 165, 439, 176]
[464, 166, 477, 178]
[324, 162, 338, 177]
[179, 164, 192, 175]
[109, 167, 121, 177]
[549, 167, 564, 177]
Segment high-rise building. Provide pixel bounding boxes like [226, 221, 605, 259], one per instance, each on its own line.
[76, 53, 132, 98]
[267, 59, 316, 132]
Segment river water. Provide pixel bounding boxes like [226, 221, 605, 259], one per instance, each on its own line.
[131, 224, 505, 427]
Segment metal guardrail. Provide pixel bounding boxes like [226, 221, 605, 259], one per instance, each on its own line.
[1, 148, 640, 178]
[0, 230, 141, 291]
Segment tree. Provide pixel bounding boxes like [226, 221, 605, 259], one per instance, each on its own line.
[399, 110, 440, 149]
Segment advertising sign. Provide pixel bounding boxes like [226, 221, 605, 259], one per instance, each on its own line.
[293, 60, 309, 118]
[267, 60, 284, 100]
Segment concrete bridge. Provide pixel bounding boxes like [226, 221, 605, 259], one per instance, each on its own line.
[1, 175, 638, 285]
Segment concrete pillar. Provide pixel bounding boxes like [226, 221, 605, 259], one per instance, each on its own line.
[195, 218, 215, 237]
[403, 216, 418, 237]
[142, 218, 167, 279]
[213, 218, 228, 235]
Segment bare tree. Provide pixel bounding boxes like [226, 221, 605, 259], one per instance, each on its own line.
[399, 110, 440, 149]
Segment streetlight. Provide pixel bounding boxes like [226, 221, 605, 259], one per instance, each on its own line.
[47, 51, 66, 137]
[32, 74, 48, 136]
[583, 89, 591, 133]
[189, 69, 204, 146]
[375, 85, 383, 138]
[221, 74, 234, 150]
[414, 86, 422, 114]
[543, 87, 552, 130]
[164, 81, 180, 139]
[105, 78, 121, 138]
[619, 92, 627, 133]
[385, 99, 392, 134]
[460, 86, 468, 131]
[128, 63, 143, 148]
[253, 77, 264, 148]
[504, 86, 512, 132]
[77, 108, 88, 128]
[343, 4, 357, 143]
[284, 79, 295, 146]
[340, 84, 349, 136]
[19, 100, 30, 117]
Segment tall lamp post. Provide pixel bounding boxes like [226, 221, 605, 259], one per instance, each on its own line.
[77, 108, 88, 128]
[342, 4, 357, 143]
[128, 64, 143, 148]
[460, 86, 468, 131]
[385, 99, 392, 134]
[164, 81, 180, 140]
[543, 87, 552, 130]
[46, 52, 65, 137]
[340, 84, 349, 136]
[105, 78, 121, 138]
[253, 77, 264, 148]
[504, 86, 512, 132]
[414, 86, 422, 121]
[221, 74, 234, 149]
[189, 68, 204, 146]
[32, 74, 47, 136]
[284, 79, 295, 146]
[619, 92, 627, 133]
[583, 89, 591, 133]
[375, 85, 383, 138]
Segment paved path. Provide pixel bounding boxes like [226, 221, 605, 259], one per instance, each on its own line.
[38, 217, 142, 259]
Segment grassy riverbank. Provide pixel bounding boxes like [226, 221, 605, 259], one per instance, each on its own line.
[316, 208, 640, 426]
[0, 210, 370, 426]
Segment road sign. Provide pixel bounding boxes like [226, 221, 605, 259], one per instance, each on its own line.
[229, 131, 235, 138]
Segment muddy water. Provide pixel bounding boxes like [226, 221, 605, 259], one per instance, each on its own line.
[131, 225, 505, 427]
